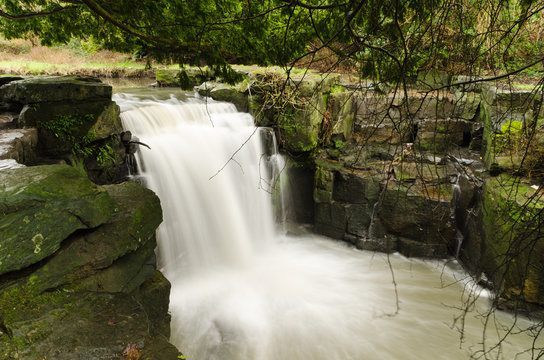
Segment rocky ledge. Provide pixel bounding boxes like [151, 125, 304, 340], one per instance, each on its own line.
[0, 76, 182, 359]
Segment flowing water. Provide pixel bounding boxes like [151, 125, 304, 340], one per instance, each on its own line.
[116, 91, 542, 360]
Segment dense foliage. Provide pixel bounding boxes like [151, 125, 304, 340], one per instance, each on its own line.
[1, 0, 543, 82]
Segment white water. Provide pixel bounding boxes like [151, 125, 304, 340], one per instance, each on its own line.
[116, 92, 542, 360]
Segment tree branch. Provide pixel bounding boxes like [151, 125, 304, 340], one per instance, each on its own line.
[79, 0, 202, 53]
[280, 0, 349, 10]
[0, 5, 78, 20]
[432, 56, 544, 91]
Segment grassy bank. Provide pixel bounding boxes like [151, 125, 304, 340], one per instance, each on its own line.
[0, 38, 160, 78]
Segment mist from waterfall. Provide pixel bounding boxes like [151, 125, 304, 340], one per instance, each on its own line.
[115, 91, 540, 360]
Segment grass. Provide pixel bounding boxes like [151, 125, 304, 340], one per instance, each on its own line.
[0, 60, 153, 77]
[0, 38, 158, 78]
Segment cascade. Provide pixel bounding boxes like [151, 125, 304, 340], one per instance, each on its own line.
[115, 91, 540, 360]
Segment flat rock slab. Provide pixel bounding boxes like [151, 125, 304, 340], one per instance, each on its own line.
[0, 76, 112, 104]
[0, 159, 24, 170]
[0, 164, 117, 275]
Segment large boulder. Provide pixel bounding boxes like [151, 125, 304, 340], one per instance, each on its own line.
[0, 164, 117, 275]
[0, 76, 125, 183]
[0, 76, 111, 106]
[0, 172, 177, 359]
[26, 181, 162, 293]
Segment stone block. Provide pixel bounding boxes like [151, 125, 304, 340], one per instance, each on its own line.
[0, 76, 111, 104]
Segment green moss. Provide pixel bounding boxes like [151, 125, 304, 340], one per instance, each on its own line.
[482, 176, 544, 305]
[0, 283, 69, 338]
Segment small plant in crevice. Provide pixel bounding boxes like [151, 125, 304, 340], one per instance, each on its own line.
[36, 113, 119, 174]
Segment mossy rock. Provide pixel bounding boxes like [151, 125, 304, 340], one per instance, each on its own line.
[288, 74, 340, 98]
[453, 91, 481, 120]
[209, 87, 249, 112]
[482, 176, 544, 306]
[416, 119, 472, 152]
[0, 76, 111, 105]
[328, 91, 354, 140]
[353, 122, 408, 145]
[314, 166, 334, 203]
[156, 68, 214, 87]
[19, 100, 121, 155]
[332, 169, 380, 204]
[0, 165, 116, 275]
[27, 181, 162, 293]
[0, 286, 180, 359]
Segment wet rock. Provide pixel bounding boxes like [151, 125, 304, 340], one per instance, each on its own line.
[315, 202, 347, 240]
[0, 128, 38, 165]
[397, 237, 448, 258]
[377, 184, 456, 248]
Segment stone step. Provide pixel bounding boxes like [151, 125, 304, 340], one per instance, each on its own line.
[0, 112, 18, 130]
[0, 128, 38, 169]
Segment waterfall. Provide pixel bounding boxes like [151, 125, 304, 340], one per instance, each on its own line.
[115, 91, 540, 360]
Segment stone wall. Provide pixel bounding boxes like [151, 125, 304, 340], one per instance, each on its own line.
[175, 69, 544, 310]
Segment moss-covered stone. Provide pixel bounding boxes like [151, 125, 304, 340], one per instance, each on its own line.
[27, 181, 162, 292]
[133, 271, 172, 338]
[0, 288, 180, 360]
[313, 166, 334, 203]
[156, 68, 215, 87]
[0, 165, 116, 275]
[278, 92, 325, 152]
[327, 91, 354, 141]
[453, 91, 481, 120]
[209, 87, 249, 112]
[416, 119, 472, 152]
[0, 76, 111, 105]
[19, 100, 121, 155]
[482, 176, 544, 306]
